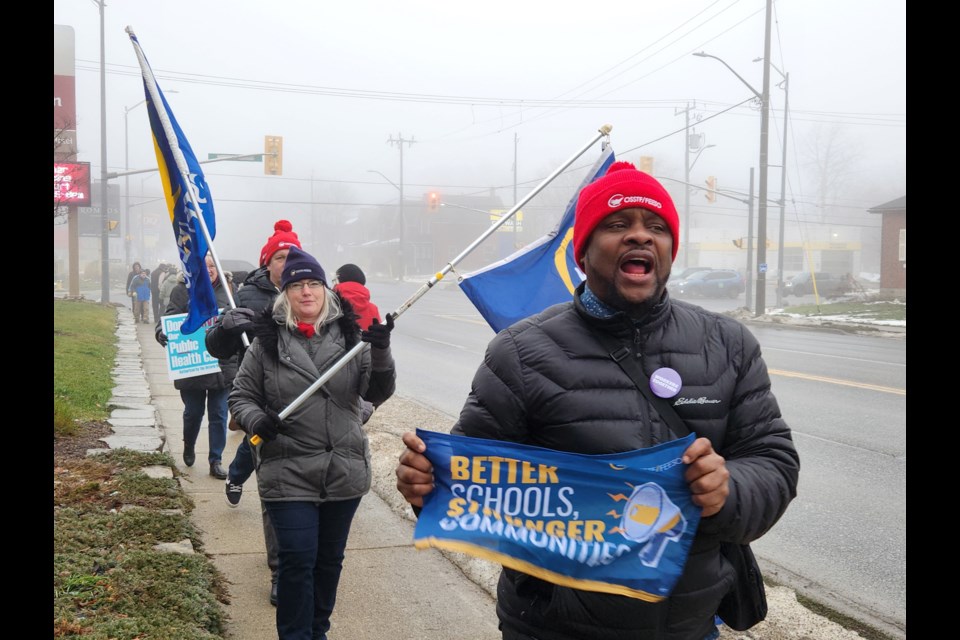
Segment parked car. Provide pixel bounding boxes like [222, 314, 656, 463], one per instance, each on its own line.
[668, 266, 712, 284]
[780, 272, 846, 297]
[673, 269, 745, 298]
[219, 259, 258, 286]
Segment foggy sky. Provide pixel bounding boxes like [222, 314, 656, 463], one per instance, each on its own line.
[53, 0, 906, 265]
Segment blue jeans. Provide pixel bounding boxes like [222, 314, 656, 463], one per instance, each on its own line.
[179, 387, 228, 464]
[266, 498, 362, 640]
[228, 434, 257, 484]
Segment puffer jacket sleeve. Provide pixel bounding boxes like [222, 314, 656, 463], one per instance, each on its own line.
[361, 345, 396, 407]
[706, 323, 800, 544]
[451, 328, 528, 443]
[228, 340, 271, 436]
[205, 315, 240, 359]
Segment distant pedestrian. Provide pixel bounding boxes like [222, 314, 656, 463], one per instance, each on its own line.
[155, 254, 238, 480]
[150, 262, 169, 322]
[159, 266, 181, 313]
[129, 269, 151, 323]
[125, 261, 143, 296]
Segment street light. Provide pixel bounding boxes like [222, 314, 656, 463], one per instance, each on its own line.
[694, 5, 773, 317]
[125, 91, 177, 267]
[367, 169, 400, 193]
[756, 58, 790, 307]
[689, 144, 716, 172]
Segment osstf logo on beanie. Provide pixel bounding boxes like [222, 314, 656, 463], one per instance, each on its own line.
[573, 161, 680, 264]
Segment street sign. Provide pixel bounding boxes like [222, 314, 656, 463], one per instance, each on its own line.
[759, 263, 768, 273]
[207, 153, 263, 161]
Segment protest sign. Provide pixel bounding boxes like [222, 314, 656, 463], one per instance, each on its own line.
[160, 311, 221, 381]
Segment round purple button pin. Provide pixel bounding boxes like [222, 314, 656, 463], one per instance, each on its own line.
[650, 367, 682, 398]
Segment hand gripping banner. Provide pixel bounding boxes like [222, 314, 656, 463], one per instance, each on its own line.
[413, 430, 701, 602]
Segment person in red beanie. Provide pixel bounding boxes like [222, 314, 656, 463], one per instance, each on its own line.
[395, 160, 799, 640]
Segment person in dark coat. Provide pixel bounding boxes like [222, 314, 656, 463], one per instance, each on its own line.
[395, 161, 800, 640]
[204, 218, 302, 606]
[150, 262, 169, 323]
[155, 254, 239, 479]
[229, 246, 396, 640]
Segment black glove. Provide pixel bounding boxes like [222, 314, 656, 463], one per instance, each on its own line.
[361, 314, 394, 350]
[156, 331, 168, 347]
[220, 307, 255, 336]
[251, 407, 285, 443]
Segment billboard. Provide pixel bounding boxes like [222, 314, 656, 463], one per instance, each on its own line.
[54, 162, 91, 207]
[79, 182, 121, 238]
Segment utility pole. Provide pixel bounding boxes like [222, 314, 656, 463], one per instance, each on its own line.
[513, 133, 519, 249]
[676, 102, 697, 270]
[387, 133, 415, 280]
[755, 0, 773, 316]
[96, 0, 110, 303]
[774, 69, 789, 307]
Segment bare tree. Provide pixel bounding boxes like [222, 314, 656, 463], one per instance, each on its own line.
[799, 124, 863, 223]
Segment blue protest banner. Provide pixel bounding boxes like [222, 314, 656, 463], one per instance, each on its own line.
[413, 429, 701, 601]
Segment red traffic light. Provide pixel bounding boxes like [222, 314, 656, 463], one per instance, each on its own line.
[427, 192, 440, 212]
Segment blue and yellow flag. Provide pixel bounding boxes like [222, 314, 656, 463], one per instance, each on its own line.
[458, 145, 615, 332]
[413, 429, 701, 601]
[127, 29, 218, 335]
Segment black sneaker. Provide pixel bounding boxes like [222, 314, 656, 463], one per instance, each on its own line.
[225, 480, 243, 507]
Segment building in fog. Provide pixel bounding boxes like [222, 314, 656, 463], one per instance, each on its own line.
[866, 196, 906, 297]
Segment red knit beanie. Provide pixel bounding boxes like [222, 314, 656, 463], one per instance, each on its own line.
[573, 161, 680, 264]
[259, 220, 302, 266]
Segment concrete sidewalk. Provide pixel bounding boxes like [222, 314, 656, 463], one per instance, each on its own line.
[127, 311, 502, 640]
[105, 304, 889, 640]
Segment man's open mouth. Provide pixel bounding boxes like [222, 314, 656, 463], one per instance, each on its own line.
[621, 256, 652, 275]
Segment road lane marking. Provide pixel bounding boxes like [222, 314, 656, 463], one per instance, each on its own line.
[437, 314, 489, 326]
[768, 369, 905, 396]
[764, 347, 905, 367]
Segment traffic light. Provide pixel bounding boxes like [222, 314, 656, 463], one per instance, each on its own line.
[264, 135, 283, 176]
[705, 176, 716, 203]
[639, 156, 654, 174]
[427, 191, 440, 212]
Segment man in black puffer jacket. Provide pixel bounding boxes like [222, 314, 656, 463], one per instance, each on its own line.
[396, 161, 799, 640]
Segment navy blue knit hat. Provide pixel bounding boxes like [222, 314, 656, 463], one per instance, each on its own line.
[280, 246, 327, 290]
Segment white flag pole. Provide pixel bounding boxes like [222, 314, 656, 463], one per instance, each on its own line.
[126, 26, 238, 314]
[248, 125, 613, 443]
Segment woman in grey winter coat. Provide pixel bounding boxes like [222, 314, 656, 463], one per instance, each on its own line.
[228, 246, 396, 640]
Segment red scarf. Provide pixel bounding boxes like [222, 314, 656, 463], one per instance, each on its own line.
[296, 322, 315, 338]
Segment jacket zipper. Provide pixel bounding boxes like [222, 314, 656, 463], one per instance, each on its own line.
[632, 327, 654, 445]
